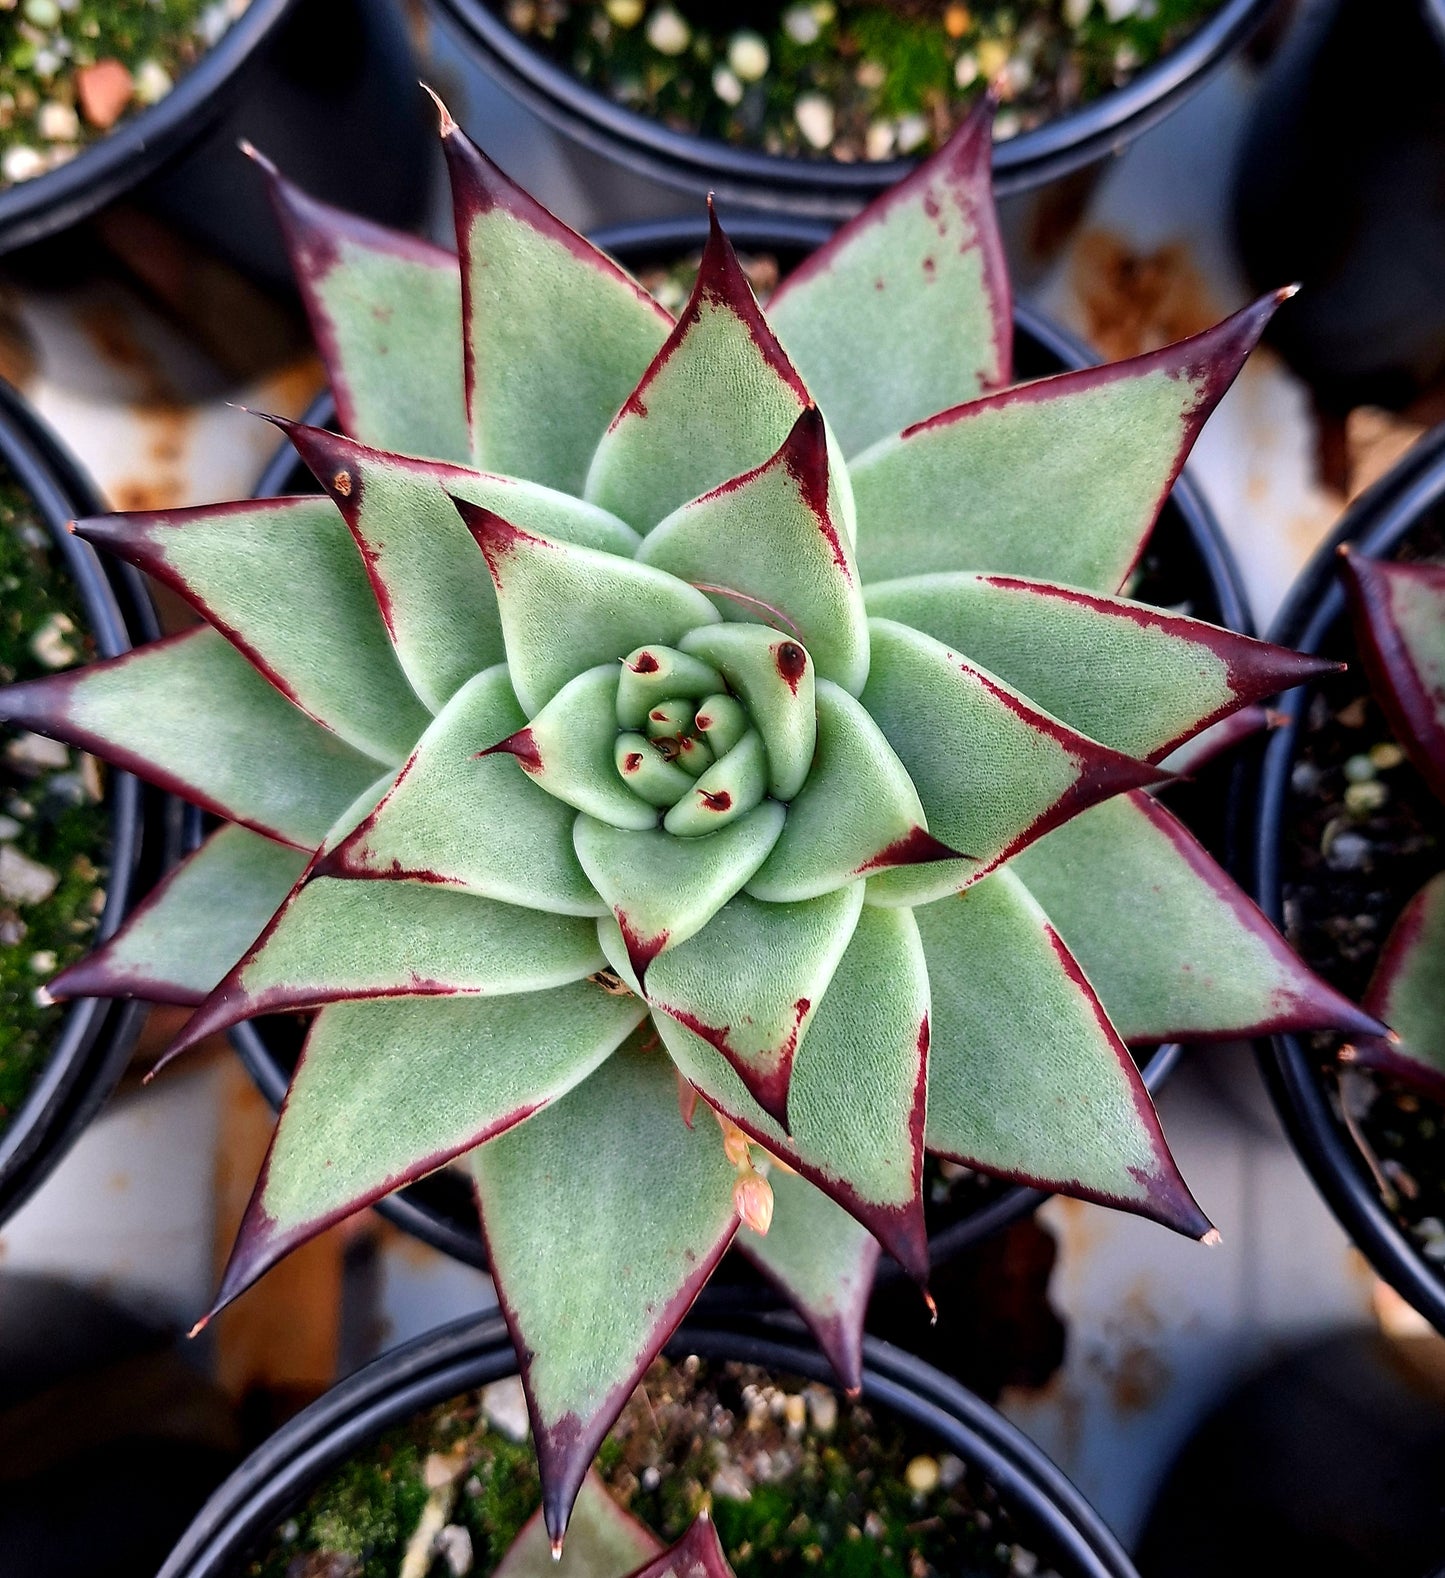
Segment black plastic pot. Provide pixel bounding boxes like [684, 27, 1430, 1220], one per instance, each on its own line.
[244, 211, 1247, 1281]
[0, 0, 433, 284]
[0, 380, 176, 1223]
[1232, 0, 1445, 410]
[1251, 422, 1445, 1332]
[428, 0, 1275, 217]
[156, 1315, 1138, 1578]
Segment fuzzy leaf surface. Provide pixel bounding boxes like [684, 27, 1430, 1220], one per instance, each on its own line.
[323, 667, 603, 915]
[495, 1473, 662, 1578]
[766, 100, 1009, 457]
[213, 985, 644, 1314]
[1347, 871, 1445, 1100]
[647, 904, 930, 1279]
[0, 627, 381, 849]
[637, 408, 868, 693]
[576, 803, 786, 976]
[459, 504, 720, 716]
[736, 1165, 880, 1392]
[443, 124, 671, 493]
[281, 424, 640, 714]
[585, 211, 810, 533]
[1341, 552, 1445, 804]
[472, 1036, 739, 1544]
[644, 883, 864, 1124]
[849, 295, 1282, 592]
[50, 824, 307, 1006]
[860, 619, 1165, 884]
[864, 572, 1336, 760]
[75, 496, 428, 765]
[919, 868, 1208, 1236]
[259, 161, 469, 461]
[1011, 791, 1385, 1041]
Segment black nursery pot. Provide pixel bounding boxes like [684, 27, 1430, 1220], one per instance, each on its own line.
[1251, 423, 1445, 1332]
[155, 1316, 1139, 1578]
[428, 0, 1275, 217]
[247, 213, 1246, 1281]
[0, 381, 174, 1223]
[0, 0, 433, 284]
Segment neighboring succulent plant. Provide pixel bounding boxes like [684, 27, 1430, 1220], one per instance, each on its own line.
[1336, 549, 1445, 1100]
[0, 95, 1379, 1545]
[500, 1476, 730, 1573]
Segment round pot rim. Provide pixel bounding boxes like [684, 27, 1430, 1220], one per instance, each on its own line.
[243, 211, 1243, 1275]
[0, 0, 297, 255]
[432, 0, 1275, 210]
[1252, 420, 1445, 1332]
[156, 1312, 1137, 1578]
[0, 379, 165, 1218]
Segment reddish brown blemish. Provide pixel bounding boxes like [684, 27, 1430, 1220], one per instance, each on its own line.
[631, 651, 660, 674]
[700, 790, 732, 812]
[857, 826, 962, 873]
[649, 709, 668, 722]
[775, 642, 808, 693]
[623, 752, 643, 773]
[922, 257, 937, 278]
[618, 914, 668, 978]
[476, 727, 543, 774]
[332, 470, 352, 497]
[695, 714, 712, 730]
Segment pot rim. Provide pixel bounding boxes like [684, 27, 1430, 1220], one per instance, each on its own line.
[242, 209, 1243, 1278]
[431, 0, 1276, 213]
[155, 1312, 1137, 1578]
[1252, 420, 1445, 1333]
[0, 379, 174, 1218]
[0, 0, 297, 255]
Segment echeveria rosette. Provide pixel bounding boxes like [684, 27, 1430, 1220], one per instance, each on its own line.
[0, 96, 1380, 1547]
[1335, 551, 1445, 1099]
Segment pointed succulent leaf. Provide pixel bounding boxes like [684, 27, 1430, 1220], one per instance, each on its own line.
[747, 679, 956, 903]
[75, 496, 430, 765]
[1343, 872, 1445, 1101]
[849, 293, 1287, 593]
[622, 1515, 733, 1578]
[494, 1473, 662, 1578]
[211, 985, 644, 1315]
[616, 733, 698, 808]
[864, 572, 1338, 761]
[0, 627, 381, 849]
[643, 883, 865, 1125]
[637, 407, 869, 693]
[440, 114, 672, 493]
[680, 624, 815, 800]
[585, 208, 811, 533]
[163, 878, 606, 1061]
[1340, 551, 1445, 804]
[484, 665, 658, 832]
[694, 694, 747, 755]
[662, 730, 769, 836]
[321, 667, 603, 915]
[252, 150, 468, 461]
[767, 96, 1009, 458]
[279, 422, 640, 714]
[471, 1036, 739, 1546]
[1011, 790, 1386, 1041]
[575, 803, 786, 977]
[648, 904, 931, 1280]
[736, 1165, 880, 1392]
[918, 868, 1210, 1236]
[456, 500, 720, 715]
[861, 619, 1167, 884]
[616, 646, 725, 728]
[49, 824, 307, 1006]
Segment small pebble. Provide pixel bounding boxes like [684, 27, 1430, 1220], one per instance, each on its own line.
[645, 6, 691, 55]
[2, 147, 45, 184]
[976, 39, 1010, 79]
[712, 65, 743, 106]
[278, 1520, 299, 1544]
[7, 731, 68, 771]
[605, 0, 644, 25]
[864, 120, 894, 160]
[23, 0, 60, 25]
[28, 950, 56, 973]
[29, 611, 76, 667]
[864, 1511, 886, 1539]
[1343, 753, 1376, 783]
[855, 59, 885, 90]
[436, 1524, 473, 1577]
[1063, 0, 1092, 23]
[954, 53, 980, 89]
[938, 1453, 966, 1488]
[943, 4, 970, 37]
[804, 1383, 837, 1435]
[905, 1455, 940, 1494]
[1370, 741, 1406, 770]
[0, 845, 58, 905]
[1011, 1548, 1039, 1577]
[783, 1392, 807, 1436]
[132, 59, 174, 105]
[1323, 825, 1370, 871]
[641, 1465, 660, 1491]
[710, 1462, 752, 1502]
[422, 1450, 466, 1490]
[895, 113, 930, 154]
[0, 818, 20, 839]
[37, 101, 79, 142]
[794, 93, 835, 150]
[480, 1376, 529, 1442]
[993, 110, 1022, 140]
[1345, 780, 1387, 815]
[1290, 760, 1321, 794]
[1102, 0, 1140, 16]
[727, 31, 769, 83]
[782, 3, 819, 45]
[75, 59, 132, 130]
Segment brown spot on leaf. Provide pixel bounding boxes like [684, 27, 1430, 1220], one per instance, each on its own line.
[332, 470, 353, 497]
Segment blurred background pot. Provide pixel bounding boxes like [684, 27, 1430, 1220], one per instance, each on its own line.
[156, 1316, 1141, 1578]
[0, 379, 175, 1224]
[1251, 422, 1445, 1331]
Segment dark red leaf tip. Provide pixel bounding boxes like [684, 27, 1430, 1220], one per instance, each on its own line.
[476, 727, 543, 775]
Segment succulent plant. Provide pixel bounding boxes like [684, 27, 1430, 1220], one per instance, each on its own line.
[1336, 549, 1445, 1100]
[500, 1475, 730, 1574]
[0, 95, 1378, 1545]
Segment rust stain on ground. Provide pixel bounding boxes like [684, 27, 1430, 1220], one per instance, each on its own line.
[1069, 231, 1223, 363]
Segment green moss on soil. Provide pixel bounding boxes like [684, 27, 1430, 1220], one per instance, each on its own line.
[0, 464, 108, 1128]
[1, 0, 251, 187]
[501, 0, 1225, 162]
[244, 1357, 1042, 1578]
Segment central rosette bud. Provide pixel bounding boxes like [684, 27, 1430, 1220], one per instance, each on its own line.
[614, 641, 801, 835]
